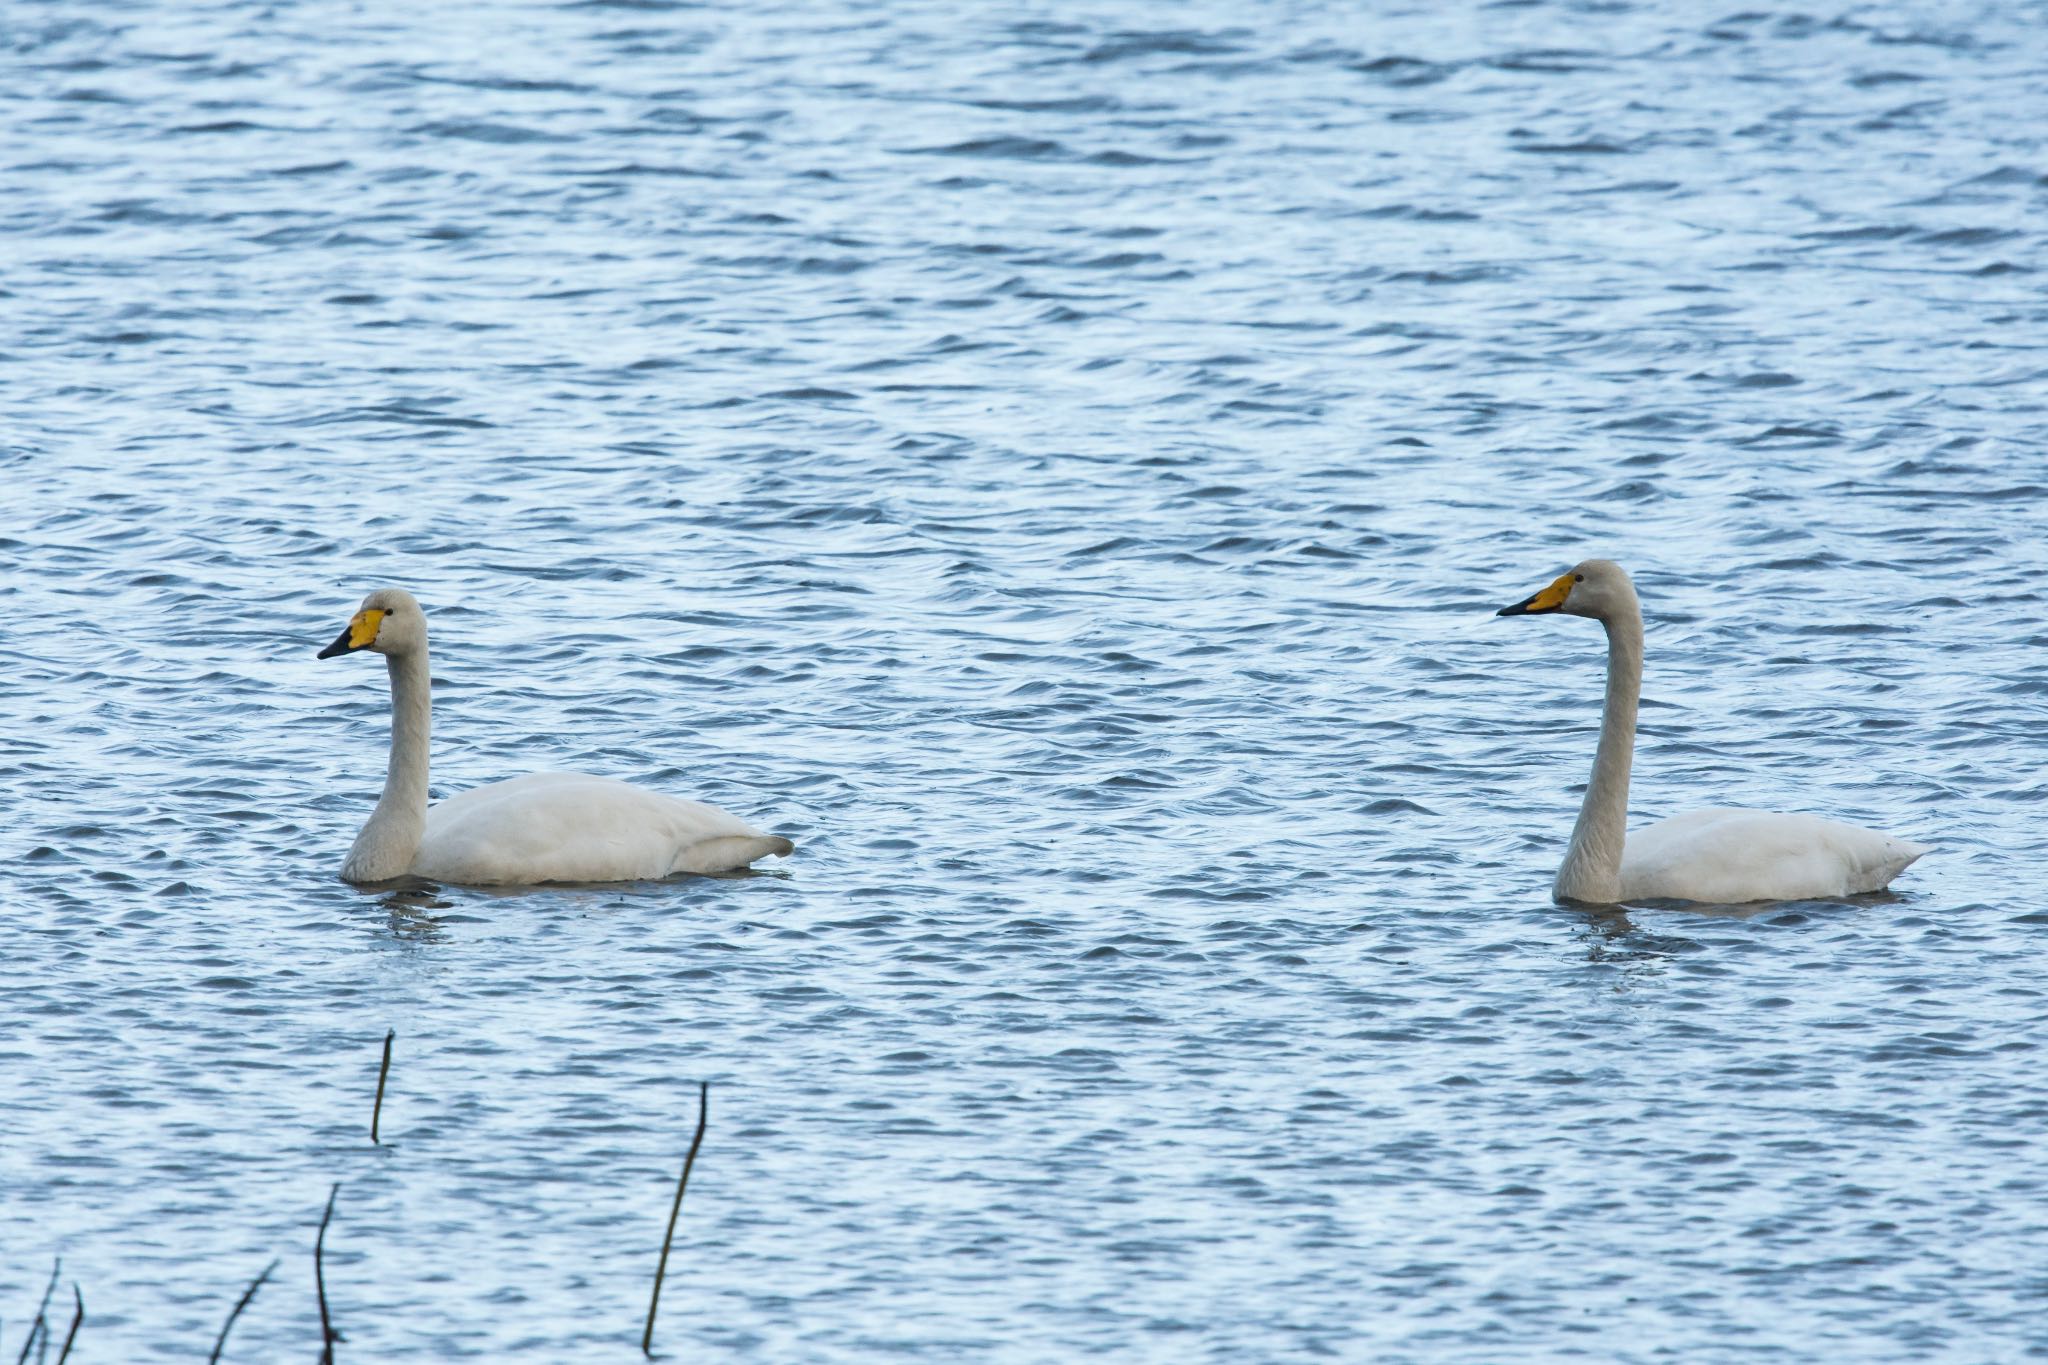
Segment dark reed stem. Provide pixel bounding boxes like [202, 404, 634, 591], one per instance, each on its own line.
[14, 1258, 58, 1365]
[641, 1081, 709, 1358]
[51, 1289, 79, 1365]
[208, 1259, 278, 1365]
[371, 1030, 395, 1145]
[315, 1183, 341, 1364]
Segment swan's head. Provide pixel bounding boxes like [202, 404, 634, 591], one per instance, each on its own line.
[317, 588, 426, 659]
[1497, 558, 1635, 622]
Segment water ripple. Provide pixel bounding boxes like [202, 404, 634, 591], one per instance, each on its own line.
[2, 0, 2046, 1359]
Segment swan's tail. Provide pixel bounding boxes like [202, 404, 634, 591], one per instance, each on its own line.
[679, 834, 794, 874]
[1871, 837, 1932, 891]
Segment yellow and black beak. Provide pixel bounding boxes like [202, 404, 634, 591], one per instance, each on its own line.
[317, 608, 385, 659]
[1497, 571, 1576, 618]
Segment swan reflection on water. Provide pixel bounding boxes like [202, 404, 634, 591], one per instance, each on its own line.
[1568, 889, 1917, 973]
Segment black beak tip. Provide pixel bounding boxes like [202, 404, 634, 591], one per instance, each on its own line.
[317, 626, 356, 660]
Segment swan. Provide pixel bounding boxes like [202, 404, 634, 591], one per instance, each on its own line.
[316, 588, 793, 885]
[1496, 559, 1927, 904]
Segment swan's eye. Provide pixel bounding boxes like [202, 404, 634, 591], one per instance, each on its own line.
[1574, 574, 1584, 583]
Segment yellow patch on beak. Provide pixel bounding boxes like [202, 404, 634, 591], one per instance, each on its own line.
[348, 608, 386, 648]
[1497, 570, 1577, 617]
[1525, 571, 1575, 612]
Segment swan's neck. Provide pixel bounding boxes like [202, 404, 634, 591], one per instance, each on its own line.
[342, 645, 431, 881]
[1554, 603, 1642, 903]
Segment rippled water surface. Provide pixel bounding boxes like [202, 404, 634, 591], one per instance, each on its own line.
[5, 0, 2048, 1358]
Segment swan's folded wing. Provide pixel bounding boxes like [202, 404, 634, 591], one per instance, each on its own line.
[418, 772, 792, 884]
[1621, 808, 1927, 903]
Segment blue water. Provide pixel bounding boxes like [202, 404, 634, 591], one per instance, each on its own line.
[4, 1, 2047, 1358]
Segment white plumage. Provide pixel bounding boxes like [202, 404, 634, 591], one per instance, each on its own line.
[1619, 808, 1928, 903]
[318, 589, 793, 886]
[1497, 559, 1928, 905]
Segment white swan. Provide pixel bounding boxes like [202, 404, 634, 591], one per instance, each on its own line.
[1496, 559, 1927, 904]
[317, 588, 793, 885]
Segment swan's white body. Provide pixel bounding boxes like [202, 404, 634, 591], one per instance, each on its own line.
[1617, 808, 1927, 903]
[411, 772, 791, 885]
[320, 589, 793, 886]
[1499, 560, 1927, 905]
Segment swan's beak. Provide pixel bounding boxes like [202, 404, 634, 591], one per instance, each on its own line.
[317, 608, 385, 659]
[1497, 571, 1575, 617]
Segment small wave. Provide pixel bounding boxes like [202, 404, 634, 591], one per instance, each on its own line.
[1082, 30, 1248, 63]
[557, 161, 731, 179]
[1913, 227, 2019, 247]
[408, 120, 571, 144]
[1383, 265, 1520, 284]
[967, 95, 1124, 114]
[1087, 149, 1177, 167]
[1691, 371, 1801, 389]
[1511, 136, 1637, 155]
[1346, 55, 1458, 86]
[1488, 49, 1610, 74]
[1737, 424, 1844, 446]
[1359, 203, 1480, 222]
[1959, 166, 2047, 187]
[1797, 224, 1916, 242]
[909, 136, 1067, 160]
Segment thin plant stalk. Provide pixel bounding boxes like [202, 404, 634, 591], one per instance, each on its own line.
[371, 1030, 395, 1145]
[14, 1258, 58, 1365]
[208, 1259, 279, 1365]
[51, 1289, 80, 1365]
[315, 1183, 341, 1364]
[641, 1081, 709, 1358]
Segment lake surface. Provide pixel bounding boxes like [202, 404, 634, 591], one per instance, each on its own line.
[4, 0, 2046, 1358]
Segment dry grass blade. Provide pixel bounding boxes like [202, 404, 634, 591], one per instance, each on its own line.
[51, 1288, 81, 1365]
[315, 1183, 342, 1364]
[13, 1258, 58, 1365]
[208, 1259, 279, 1365]
[641, 1080, 709, 1358]
[371, 1030, 395, 1145]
